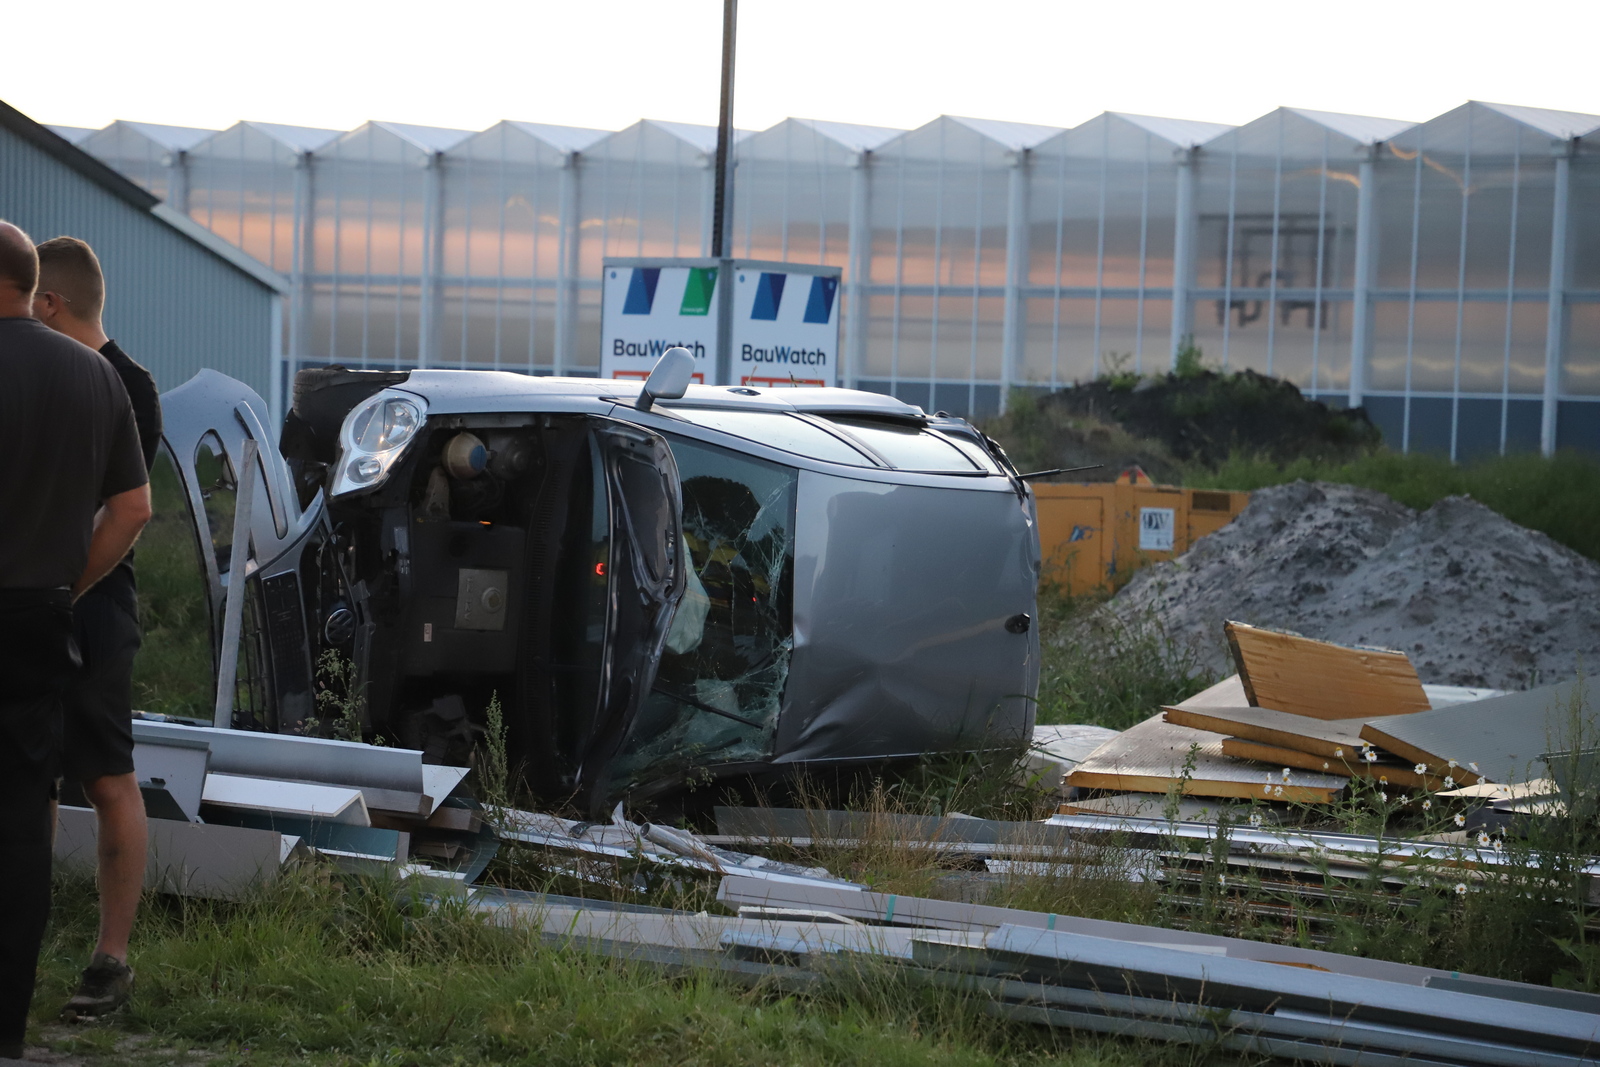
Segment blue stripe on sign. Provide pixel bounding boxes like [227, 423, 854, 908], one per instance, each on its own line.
[622, 268, 660, 315]
[751, 272, 786, 320]
[803, 276, 838, 324]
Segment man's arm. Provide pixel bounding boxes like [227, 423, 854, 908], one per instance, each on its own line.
[72, 484, 152, 601]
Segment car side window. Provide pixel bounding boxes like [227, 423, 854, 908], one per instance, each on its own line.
[605, 436, 798, 789]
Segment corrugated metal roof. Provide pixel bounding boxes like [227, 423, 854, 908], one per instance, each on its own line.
[504, 121, 613, 153]
[789, 118, 905, 153]
[371, 121, 474, 153]
[1286, 108, 1416, 144]
[646, 119, 755, 153]
[1109, 112, 1236, 147]
[46, 124, 93, 144]
[244, 121, 344, 153]
[947, 115, 1064, 150]
[116, 120, 217, 151]
[1477, 101, 1600, 139]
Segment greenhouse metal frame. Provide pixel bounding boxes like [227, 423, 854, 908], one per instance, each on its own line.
[71, 99, 1600, 457]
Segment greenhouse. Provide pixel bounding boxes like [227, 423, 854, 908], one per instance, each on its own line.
[62, 99, 1600, 456]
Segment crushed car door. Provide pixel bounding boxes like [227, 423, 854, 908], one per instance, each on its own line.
[158, 369, 325, 730]
[568, 419, 686, 812]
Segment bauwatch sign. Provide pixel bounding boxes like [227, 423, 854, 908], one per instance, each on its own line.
[600, 258, 842, 387]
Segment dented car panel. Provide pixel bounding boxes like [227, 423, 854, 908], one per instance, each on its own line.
[159, 367, 1039, 808]
[780, 471, 1039, 764]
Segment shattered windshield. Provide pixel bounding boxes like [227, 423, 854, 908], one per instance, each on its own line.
[603, 436, 797, 792]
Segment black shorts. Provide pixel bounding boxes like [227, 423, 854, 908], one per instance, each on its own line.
[62, 575, 141, 785]
[0, 588, 75, 780]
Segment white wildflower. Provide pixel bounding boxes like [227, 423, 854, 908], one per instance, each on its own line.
[1334, 748, 1344, 758]
[1447, 759, 1458, 769]
[1414, 763, 1428, 774]
[1379, 775, 1389, 785]
[1455, 883, 1468, 896]
[1249, 813, 1264, 828]
[1477, 832, 1492, 848]
[1281, 767, 1292, 782]
[1379, 792, 1388, 803]
[1274, 785, 1284, 797]
[1263, 785, 1272, 795]
[1469, 762, 1479, 773]
[1444, 776, 1456, 789]
[1364, 750, 1379, 763]
[1493, 838, 1503, 854]
[1422, 800, 1433, 811]
[1453, 813, 1466, 828]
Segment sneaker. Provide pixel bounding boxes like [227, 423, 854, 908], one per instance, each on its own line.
[60, 952, 134, 1021]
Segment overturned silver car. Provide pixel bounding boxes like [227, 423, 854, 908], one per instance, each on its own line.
[151, 358, 1040, 810]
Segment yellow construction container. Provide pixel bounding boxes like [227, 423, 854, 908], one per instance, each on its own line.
[1032, 468, 1250, 595]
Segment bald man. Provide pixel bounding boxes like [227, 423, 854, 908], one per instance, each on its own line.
[34, 236, 160, 1021]
[0, 220, 150, 1060]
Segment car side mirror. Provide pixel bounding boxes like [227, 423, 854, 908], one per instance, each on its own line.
[635, 347, 696, 412]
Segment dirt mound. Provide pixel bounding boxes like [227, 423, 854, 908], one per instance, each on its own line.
[1108, 481, 1600, 690]
[1041, 370, 1380, 468]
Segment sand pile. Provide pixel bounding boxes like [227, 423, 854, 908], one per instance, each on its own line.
[1109, 481, 1600, 690]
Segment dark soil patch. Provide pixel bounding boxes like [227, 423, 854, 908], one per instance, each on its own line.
[1041, 369, 1381, 468]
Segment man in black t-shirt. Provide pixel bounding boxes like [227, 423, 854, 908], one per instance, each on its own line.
[0, 220, 150, 1060]
[32, 236, 162, 1022]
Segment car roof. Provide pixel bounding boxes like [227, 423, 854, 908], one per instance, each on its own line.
[398, 370, 929, 420]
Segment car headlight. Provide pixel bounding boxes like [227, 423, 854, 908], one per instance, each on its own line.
[330, 390, 427, 497]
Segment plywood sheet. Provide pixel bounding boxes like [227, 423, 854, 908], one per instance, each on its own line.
[1163, 704, 1367, 760]
[1066, 714, 1345, 804]
[1057, 793, 1287, 824]
[1172, 674, 1248, 709]
[1360, 678, 1597, 786]
[1225, 621, 1430, 720]
[1218, 738, 1441, 790]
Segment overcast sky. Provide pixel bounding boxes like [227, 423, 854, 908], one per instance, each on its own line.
[7, 0, 1599, 138]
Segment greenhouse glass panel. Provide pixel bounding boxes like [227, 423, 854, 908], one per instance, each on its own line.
[1572, 149, 1600, 291]
[81, 121, 215, 203]
[1567, 304, 1600, 397]
[866, 117, 1052, 411]
[441, 121, 605, 371]
[309, 123, 468, 367]
[734, 119, 895, 268]
[186, 122, 336, 275]
[580, 121, 733, 276]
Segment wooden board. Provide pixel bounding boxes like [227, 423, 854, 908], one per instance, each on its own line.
[1163, 704, 1368, 760]
[1218, 738, 1443, 790]
[1065, 714, 1345, 805]
[1225, 621, 1431, 721]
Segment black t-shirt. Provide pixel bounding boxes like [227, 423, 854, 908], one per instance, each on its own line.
[0, 317, 147, 589]
[99, 340, 162, 474]
[95, 339, 163, 606]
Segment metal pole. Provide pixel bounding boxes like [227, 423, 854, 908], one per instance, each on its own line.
[1348, 150, 1377, 409]
[711, 0, 738, 386]
[1541, 142, 1573, 456]
[214, 439, 259, 730]
[711, 0, 738, 260]
[418, 151, 445, 369]
[1169, 147, 1196, 369]
[555, 151, 580, 377]
[845, 151, 871, 390]
[999, 149, 1029, 414]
